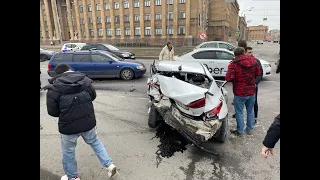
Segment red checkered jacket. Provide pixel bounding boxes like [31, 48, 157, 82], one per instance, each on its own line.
[225, 54, 261, 96]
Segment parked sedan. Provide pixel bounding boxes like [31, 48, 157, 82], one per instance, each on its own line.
[47, 50, 146, 80]
[175, 48, 272, 78]
[40, 48, 56, 61]
[81, 43, 135, 59]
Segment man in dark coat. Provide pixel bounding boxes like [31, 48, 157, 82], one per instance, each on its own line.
[261, 114, 280, 158]
[43, 64, 117, 180]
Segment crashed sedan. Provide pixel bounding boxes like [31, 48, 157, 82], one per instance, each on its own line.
[147, 61, 229, 153]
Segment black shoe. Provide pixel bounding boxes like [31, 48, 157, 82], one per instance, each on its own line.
[230, 129, 242, 136]
[255, 119, 257, 124]
[232, 114, 236, 118]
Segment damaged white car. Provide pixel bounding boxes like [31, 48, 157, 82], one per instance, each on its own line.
[147, 61, 229, 152]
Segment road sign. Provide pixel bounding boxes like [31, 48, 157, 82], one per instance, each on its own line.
[199, 32, 207, 40]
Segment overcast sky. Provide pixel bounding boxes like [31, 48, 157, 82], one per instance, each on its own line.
[237, 0, 280, 30]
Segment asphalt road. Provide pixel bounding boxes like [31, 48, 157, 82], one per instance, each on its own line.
[40, 42, 280, 180]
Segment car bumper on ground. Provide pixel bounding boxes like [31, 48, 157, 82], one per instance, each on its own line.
[134, 68, 146, 78]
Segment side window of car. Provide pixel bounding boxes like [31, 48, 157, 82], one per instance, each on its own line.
[203, 43, 217, 48]
[91, 54, 109, 62]
[214, 51, 234, 60]
[53, 53, 73, 62]
[96, 45, 107, 50]
[71, 44, 77, 48]
[218, 43, 229, 50]
[73, 54, 91, 62]
[81, 45, 90, 50]
[192, 51, 214, 59]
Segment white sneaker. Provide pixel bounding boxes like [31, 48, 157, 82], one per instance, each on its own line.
[106, 164, 117, 178]
[61, 175, 80, 180]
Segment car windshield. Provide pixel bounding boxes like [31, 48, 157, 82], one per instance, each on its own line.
[103, 44, 119, 51]
[100, 51, 123, 61]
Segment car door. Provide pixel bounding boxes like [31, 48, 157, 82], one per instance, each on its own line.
[72, 53, 94, 76]
[212, 50, 234, 77]
[190, 50, 215, 73]
[91, 53, 119, 78]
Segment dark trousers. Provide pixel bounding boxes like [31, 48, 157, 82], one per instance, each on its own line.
[254, 86, 258, 118]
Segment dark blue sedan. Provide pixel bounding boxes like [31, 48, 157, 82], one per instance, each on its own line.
[47, 50, 146, 80]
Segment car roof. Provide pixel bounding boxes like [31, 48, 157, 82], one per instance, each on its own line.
[155, 61, 209, 75]
[191, 47, 233, 52]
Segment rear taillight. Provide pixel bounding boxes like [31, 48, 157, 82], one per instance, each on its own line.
[205, 101, 223, 119]
[187, 97, 206, 109]
[48, 64, 52, 70]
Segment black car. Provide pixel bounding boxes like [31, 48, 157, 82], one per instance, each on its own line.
[40, 48, 56, 61]
[81, 43, 135, 59]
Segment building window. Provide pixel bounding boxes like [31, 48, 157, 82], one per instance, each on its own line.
[145, 27, 151, 36]
[145, 0, 150, 6]
[89, 17, 93, 23]
[155, 28, 162, 35]
[105, 3, 110, 10]
[167, 0, 173, 5]
[179, 0, 186, 4]
[80, 18, 84, 24]
[97, 16, 101, 24]
[124, 15, 130, 22]
[96, 3, 101, 11]
[134, 0, 139, 8]
[88, 4, 92, 12]
[134, 27, 141, 36]
[156, 13, 161, 20]
[166, 26, 173, 35]
[82, 29, 86, 37]
[106, 16, 111, 23]
[116, 28, 121, 36]
[114, 2, 120, 9]
[179, 11, 186, 19]
[107, 29, 112, 36]
[155, 0, 161, 6]
[145, 14, 150, 21]
[178, 26, 185, 35]
[98, 28, 103, 36]
[134, 14, 140, 22]
[124, 1, 129, 8]
[167, 12, 173, 20]
[125, 28, 131, 36]
[90, 29, 94, 37]
[115, 16, 120, 23]
[79, 5, 83, 12]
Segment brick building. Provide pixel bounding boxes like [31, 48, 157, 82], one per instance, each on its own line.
[247, 25, 268, 41]
[40, 0, 240, 46]
[269, 29, 280, 41]
[237, 15, 247, 41]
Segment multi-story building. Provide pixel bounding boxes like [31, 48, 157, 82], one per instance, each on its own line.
[40, 0, 240, 46]
[237, 15, 247, 41]
[269, 29, 280, 41]
[247, 25, 268, 41]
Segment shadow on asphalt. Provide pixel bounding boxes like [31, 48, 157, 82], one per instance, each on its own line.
[40, 167, 61, 180]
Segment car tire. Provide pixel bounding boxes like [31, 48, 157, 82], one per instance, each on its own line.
[216, 117, 228, 143]
[148, 104, 162, 128]
[40, 54, 48, 61]
[120, 68, 134, 80]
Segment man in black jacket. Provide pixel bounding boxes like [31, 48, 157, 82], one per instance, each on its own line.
[261, 114, 280, 158]
[44, 64, 117, 180]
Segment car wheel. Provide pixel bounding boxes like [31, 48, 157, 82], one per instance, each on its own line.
[40, 54, 48, 61]
[216, 117, 228, 143]
[148, 104, 163, 128]
[120, 68, 134, 80]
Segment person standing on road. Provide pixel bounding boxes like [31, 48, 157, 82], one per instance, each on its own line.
[159, 41, 175, 61]
[225, 47, 261, 136]
[261, 114, 280, 158]
[43, 64, 117, 180]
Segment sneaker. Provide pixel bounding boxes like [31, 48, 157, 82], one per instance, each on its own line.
[61, 175, 80, 180]
[107, 164, 117, 178]
[230, 129, 242, 136]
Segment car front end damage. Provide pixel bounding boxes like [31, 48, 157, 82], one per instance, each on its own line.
[147, 61, 229, 154]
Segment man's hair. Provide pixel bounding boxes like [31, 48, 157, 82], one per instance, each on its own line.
[167, 41, 172, 46]
[238, 40, 247, 48]
[245, 46, 253, 52]
[234, 47, 245, 56]
[54, 63, 71, 74]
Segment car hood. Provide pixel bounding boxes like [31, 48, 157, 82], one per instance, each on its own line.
[111, 50, 132, 54]
[41, 49, 56, 54]
[258, 59, 270, 65]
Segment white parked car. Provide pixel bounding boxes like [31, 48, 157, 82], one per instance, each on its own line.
[147, 61, 229, 153]
[61, 43, 87, 52]
[257, 40, 264, 44]
[175, 48, 272, 78]
[194, 41, 237, 52]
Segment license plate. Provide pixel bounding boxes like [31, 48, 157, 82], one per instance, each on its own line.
[131, 56, 135, 58]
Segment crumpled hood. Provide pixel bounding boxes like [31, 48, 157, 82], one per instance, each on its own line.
[233, 55, 256, 68]
[44, 72, 92, 94]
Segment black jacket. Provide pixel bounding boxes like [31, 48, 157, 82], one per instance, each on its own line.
[276, 59, 280, 73]
[44, 72, 97, 135]
[255, 58, 263, 84]
[263, 114, 280, 148]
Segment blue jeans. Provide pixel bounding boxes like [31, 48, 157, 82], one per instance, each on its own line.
[234, 95, 255, 134]
[61, 127, 113, 178]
